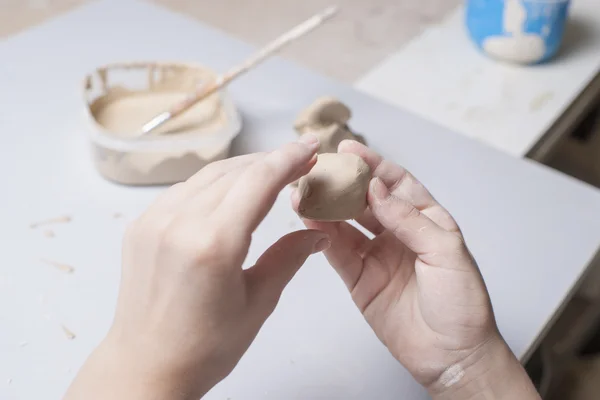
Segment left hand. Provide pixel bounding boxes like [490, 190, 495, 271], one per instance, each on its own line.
[65, 134, 330, 400]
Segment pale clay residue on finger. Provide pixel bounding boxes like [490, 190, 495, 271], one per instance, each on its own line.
[438, 364, 465, 388]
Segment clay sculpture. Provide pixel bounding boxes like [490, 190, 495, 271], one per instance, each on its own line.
[294, 96, 352, 134]
[293, 96, 366, 151]
[297, 153, 371, 221]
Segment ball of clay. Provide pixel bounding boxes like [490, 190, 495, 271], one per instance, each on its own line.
[297, 153, 371, 221]
[294, 96, 352, 134]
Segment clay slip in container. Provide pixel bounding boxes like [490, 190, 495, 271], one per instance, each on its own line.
[83, 62, 242, 185]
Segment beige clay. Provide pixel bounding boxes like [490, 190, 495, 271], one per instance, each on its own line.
[297, 153, 371, 221]
[91, 90, 223, 136]
[293, 96, 352, 134]
[90, 89, 228, 184]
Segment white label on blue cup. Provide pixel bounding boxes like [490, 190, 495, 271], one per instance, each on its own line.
[466, 0, 570, 64]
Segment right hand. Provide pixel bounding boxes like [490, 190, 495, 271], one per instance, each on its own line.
[292, 140, 538, 398]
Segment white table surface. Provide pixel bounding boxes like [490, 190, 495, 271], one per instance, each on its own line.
[1, 1, 600, 399]
[356, 0, 600, 158]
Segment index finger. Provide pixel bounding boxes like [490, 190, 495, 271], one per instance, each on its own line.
[214, 135, 320, 235]
[338, 140, 460, 233]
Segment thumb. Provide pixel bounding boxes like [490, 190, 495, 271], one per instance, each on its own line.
[368, 177, 450, 257]
[245, 229, 330, 313]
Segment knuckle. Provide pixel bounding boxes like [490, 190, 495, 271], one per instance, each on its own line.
[193, 231, 224, 262]
[155, 182, 186, 202]
[267, 143, 305, 168]
[190, 160, 222, 180]
[160, 223, 224, 264]
[256, 143, 310, 181]
[260, 291, 282, 317]
[405, 204, 422, 220]
[388, 167, 409, 192]
[447, 219, 462, 233]
[438, 209, 461, 232]
[444, 232, 466, 252]
[259, 154, 283, 176]
[168, 182, 188, 193]
[389, 197, 420, 220]
[140, 213, 170, 235]
[252, 151, 268, 159]
[427, 206, 462, 233]
[125, 214, 166, 243]
[160, 223, 193, 254]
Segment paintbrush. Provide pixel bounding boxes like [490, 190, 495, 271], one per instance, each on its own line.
[140, 6, 339, 135]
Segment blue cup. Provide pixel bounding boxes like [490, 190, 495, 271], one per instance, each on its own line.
[466, 0, 571, 64]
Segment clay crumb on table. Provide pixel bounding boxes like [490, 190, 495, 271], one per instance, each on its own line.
[61, 324, 76, 340]
[41, 259, 75, 274]
[29, 215, 72, 229]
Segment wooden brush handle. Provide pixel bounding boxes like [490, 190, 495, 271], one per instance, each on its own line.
[170, 76, 228, 116]
[142, 6, 338, 134]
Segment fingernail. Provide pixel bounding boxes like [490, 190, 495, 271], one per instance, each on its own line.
[313, 237, 331, 253]
[337, 139, 351, 152]
[298, 133, 320, 150]
[371, 178, 389, 200]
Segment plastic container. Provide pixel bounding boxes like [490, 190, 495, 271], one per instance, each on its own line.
[83, 62, 242, 186]
[466, 0, 571, 65]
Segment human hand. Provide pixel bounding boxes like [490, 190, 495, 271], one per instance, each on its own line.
[292, 141, 539, 399]
[65, 135, 330, 400]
